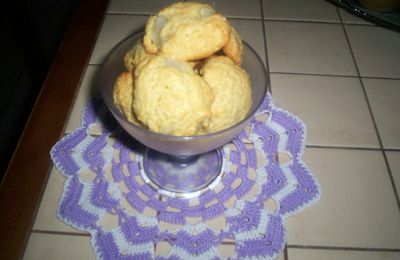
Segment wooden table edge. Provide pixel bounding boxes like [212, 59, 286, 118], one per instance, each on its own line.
[0, 0, 108, 258]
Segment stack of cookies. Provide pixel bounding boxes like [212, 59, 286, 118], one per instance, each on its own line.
[113, 2, 252, 136]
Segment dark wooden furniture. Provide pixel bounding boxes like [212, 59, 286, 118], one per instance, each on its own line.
[0, 0, 108, 258]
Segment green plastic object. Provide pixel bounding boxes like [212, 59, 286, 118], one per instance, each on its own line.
[329, 0, 400, 31]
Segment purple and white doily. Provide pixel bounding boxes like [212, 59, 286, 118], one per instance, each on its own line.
[51, 93, 321, 260]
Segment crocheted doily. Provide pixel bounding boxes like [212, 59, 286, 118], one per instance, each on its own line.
[51, 93, 320, 260]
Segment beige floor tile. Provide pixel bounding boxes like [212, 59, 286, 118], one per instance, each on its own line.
[265, 22, 357, 76]
[338, 8, 373, 25]
[196, 0, 262, 19]
[228, 19, 267, 66]
[65, 65, 100, 133]
[345, 25, 400, 78]
[215, 243, 237, 259]
[90, 15, 148, 65]
[363, 78, 400, 149]
[33, 167, 85, 233]
[286, 148, 400, 248]
[386, 151, 400, 198]
[263, 0, 340, 22]
[288, 248, 400, 260]
[276, 251, 286, 260]
[271, 73, 379, 148]
[108, 0, 179, 14]
[23, 233, 94, 260]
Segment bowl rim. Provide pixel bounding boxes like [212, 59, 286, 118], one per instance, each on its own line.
[100, 31, 269, 141]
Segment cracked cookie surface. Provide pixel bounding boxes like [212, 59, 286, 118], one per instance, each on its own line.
[200, 56, 252, 133]
[143, 2, 230, 61]
[133, 56, 213, 136]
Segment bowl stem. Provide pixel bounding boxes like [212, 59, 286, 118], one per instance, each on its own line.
[142, 148, 223, 197]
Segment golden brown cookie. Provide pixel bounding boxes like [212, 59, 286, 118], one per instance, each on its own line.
[200, 56, 252, 133]
[133, 56, 214, 136]
[143, 2, 231, 61]
[223, 26, 243, 65]
[113, 72, 142, 126]
[124, 38, 200, 72]
[124, 38, 152, 72]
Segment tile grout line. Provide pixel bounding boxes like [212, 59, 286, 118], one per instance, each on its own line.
[31, 229, 91, 237]
[382, 148, 400, 152]
[259, 0, 273, 96]
[269, 71, 400, 81]
[336, 8, 400, 212]
[106, 11, 264, 21]
[263, 18, 340, 25]
[306, 144, 388, 151]
[84, 64, 400, 82]
[103, 12, 377, 27]
[284, 244, 289, 260]
[307, 144, 400, 152]
[288, 244, 400, 252]
[263, 17, 377, 27]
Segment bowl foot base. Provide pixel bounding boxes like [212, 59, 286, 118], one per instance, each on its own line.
[142, 148, 223, 198]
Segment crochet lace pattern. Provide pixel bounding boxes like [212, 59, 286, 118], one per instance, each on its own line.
[51, 93, 321, 260]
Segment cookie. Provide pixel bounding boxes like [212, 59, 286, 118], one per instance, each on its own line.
[113, 72, 135, 122]
[124, 38, 152, 72]
[113, 72, 142, 126]
[133, 56, 213, 136]
[200, 56, 252, 133]
[143, 2, 231, 61]
[223, 26, 243, 65]
[124, 37, 200, 72]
